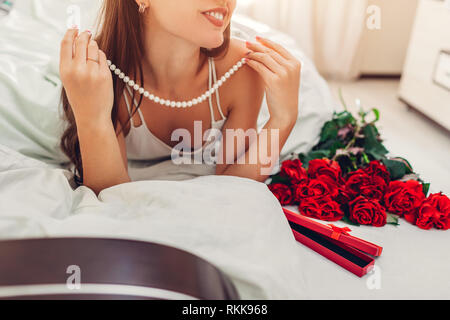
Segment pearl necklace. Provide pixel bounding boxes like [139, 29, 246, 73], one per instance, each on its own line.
[106, 58, 247, 109]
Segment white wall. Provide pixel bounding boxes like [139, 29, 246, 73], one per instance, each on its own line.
[358, 0, 419, 75]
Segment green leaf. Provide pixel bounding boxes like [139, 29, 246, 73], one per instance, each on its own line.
[335, 111, 356, 127]
[320, 121, 338, 143]
[390, 157, 414, 174]
[299, 150, 331, 168]
[269, 175, 291, 185]
[422, 183, 430, 197]
[368, 108, 380, 123]
[318, 139, 345, 157]
[382, 159, 409, 180]
[386, 213, 400, 226]
[363, 125, 389, 160]
[342, 214, 360, 226]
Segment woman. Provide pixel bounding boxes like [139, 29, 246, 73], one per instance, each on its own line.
[60, 0, 301, 195]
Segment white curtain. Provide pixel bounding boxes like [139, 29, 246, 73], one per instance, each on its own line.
[237, 0, 369, 80]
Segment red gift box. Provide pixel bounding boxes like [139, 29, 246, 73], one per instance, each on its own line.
[283, 208, 383, 277]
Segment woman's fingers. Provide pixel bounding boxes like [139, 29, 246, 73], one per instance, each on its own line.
[87, 39, 100, 68]
[98, 50, 112, 80]
[246, 41, 287, 66]
[74, 30, 92, 64]
[60, 28, 78, 65]
[256, 36, 296, 61]
[98, 50, 108, 70]
[245, 58, 274, 86]
[246, 51, 283, 74]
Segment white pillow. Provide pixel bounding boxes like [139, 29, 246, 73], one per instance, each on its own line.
[0, 2, 334, 165]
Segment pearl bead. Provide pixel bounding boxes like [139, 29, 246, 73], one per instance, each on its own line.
[123, 76, 130, 83]
[221, 76, 227, 82]
[107, 60, 112, 66]
[114, 69, 121, 75]
[182, 102, 187, 108]
[225, 72, 230, 78]
[229, 69, 235, 75]
[128, 80, 135, 87]
[187, 101, 193, 107]
[205, 91, 211, 98]
[119, 73, 125, 79]
[149, 94, 155, 101]
[237, 61, 243, 68]
[171, 101, 176, 107]
[154, 97, 160, 103]
[165, 100, 171, 106]
[139, 88, 145, 94]
[143, 91, 149, 97]
[213, 83, 219, 90]
[133, 84, 140, 91]
[176, 102, 182, 108]
[209, 88, 215, 94]
[201, 94, 206, 101]
[193, 99, 198, 105]
[233, 65, 238, 71]
[110, 65, 116, 71]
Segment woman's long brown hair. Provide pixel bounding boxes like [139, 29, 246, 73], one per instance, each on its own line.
[60, 0, 231, 186]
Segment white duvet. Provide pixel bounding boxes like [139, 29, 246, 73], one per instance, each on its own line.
[0, 144, 308, 299]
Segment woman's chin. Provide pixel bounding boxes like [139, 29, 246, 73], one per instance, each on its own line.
[201, 35, 225, 50]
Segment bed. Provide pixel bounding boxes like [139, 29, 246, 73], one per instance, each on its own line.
[0, 0, 448, 300]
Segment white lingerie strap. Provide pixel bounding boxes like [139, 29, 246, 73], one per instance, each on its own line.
[124, 85, 146, 128]
[208, 58, 226, 122]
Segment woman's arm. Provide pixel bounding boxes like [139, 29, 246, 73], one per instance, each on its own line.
[60, 28, 131, 195]
[216, 37, 301, 182]
[77, 119, 131, 195]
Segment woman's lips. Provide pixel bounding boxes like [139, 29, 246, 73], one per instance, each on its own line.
[202, 8, 227, 27]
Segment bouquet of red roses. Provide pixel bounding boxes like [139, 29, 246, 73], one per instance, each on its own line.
[268, 101, 449, 230]
[269, 159, 449, 230]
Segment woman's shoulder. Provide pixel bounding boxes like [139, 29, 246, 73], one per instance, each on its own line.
[217, 37, 256, 79]
[216, 38, 265, 109]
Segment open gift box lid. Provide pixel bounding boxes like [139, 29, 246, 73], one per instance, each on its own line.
[283, 208, 383, 277]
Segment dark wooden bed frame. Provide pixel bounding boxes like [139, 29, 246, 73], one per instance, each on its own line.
[0, 238, 239, 300]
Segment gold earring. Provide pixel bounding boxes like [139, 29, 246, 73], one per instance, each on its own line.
[139, 3, 146, 13]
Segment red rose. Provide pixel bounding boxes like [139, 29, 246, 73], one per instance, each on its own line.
[335, 185, 352, 205]
[348, 196, 387, 227]
[345, 169, 386, 201]
[315, 175, 340, 199]
[405, 193, 450, 230]
[294, 179, 331, 202]
[268, 183, 293, 206]
[383, 180, 425, 216]
[298, 197, 321, 218]
[299, 196, 343, 221]
[318, 197, 344, 221]
[280, 159, 308, 184]
[308, 159, 342, 183]
[363, 161, 390, 186]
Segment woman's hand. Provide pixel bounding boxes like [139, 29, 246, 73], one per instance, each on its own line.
[59, 28, 114, 126]
[245, 37, 301, 127]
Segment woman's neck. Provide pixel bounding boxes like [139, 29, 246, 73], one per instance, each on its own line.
[141, 18, 208, 96]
